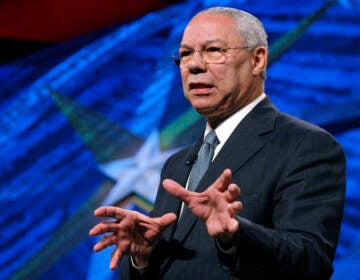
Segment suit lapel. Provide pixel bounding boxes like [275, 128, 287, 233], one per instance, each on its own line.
[197, 97, 277, 192]
[172, 97, 277, 244]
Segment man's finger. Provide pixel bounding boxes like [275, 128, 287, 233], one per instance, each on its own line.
[229, 201, 243, 214]
[158, 213, 178, 228]
[227, 183, 241, 201]
[93, 234, 114, 251]
[89, 222, 119, 236]
[228, 218, 239, 233]
[110, 247, 122, 270]
[162, 179, 192, 204]
[94, 206, 126, 219]
[213, 169, 232, 191]
[89, 224, 103, 237]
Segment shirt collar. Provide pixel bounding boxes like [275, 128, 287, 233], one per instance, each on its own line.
[204, 93, 266, 158]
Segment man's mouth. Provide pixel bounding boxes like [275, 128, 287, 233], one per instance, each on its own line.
[189, 83, 213, 90]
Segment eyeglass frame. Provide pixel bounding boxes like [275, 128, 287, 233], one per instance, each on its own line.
[172, 46, 252, 67]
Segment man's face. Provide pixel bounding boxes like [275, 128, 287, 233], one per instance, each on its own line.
[179, 13, 265, 124]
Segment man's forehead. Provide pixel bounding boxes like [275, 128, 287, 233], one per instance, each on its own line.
[190, 12, 234, 22]
[181, 13, 239, 45]
[186, 13, 235, 30]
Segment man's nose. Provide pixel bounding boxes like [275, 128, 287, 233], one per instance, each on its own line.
[187, 51, 207, 72]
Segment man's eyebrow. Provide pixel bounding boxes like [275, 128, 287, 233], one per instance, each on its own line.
[179, 43, 192, 49]
[204, 39, 225, 44]
[179, 39, 226, 49]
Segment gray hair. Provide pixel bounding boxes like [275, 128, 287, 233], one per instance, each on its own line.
[197, 7, 268, 49]
[196, 7, 268, 79]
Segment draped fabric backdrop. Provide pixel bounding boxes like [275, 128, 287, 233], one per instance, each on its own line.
[0, 0, 359, 279]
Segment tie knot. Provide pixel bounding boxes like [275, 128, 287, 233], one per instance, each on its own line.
[204, 130, 219, 147]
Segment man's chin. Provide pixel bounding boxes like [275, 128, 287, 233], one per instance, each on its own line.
[194, 107, 223, 122]
[194, 106, 215, 116]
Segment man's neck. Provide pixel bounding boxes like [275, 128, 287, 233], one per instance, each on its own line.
[207, 92, 264, 129]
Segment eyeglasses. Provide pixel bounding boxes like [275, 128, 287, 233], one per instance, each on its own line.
[172, 46, 251, 68]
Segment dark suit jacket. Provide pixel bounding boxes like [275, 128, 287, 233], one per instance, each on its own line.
[119, 97, 346, 280]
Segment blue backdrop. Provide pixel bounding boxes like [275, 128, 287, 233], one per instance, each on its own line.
[0, 0, 359, 279]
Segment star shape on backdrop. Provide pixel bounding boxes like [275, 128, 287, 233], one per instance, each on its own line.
[98, 130, 179, 206]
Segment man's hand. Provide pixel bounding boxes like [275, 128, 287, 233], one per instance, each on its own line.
[89, 206, 177, 270]
[162, 169, 242, 242]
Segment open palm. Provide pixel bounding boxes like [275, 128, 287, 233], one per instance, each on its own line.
[163, 169, 242, 241]
[89, 206, 176, 269]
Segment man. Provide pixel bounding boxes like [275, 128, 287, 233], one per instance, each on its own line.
[89, 7, 346, 279]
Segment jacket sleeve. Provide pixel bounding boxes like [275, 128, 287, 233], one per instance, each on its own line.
[216, 128, 346, 280]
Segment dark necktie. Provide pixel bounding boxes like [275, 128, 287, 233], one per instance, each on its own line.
[187, 130, 219, 192]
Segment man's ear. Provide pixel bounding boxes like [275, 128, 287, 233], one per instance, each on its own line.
[251, 46, 267, 76]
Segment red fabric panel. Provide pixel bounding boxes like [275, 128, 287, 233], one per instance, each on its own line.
[0, 0, 179, 42]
